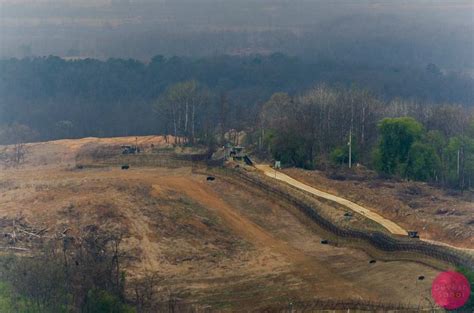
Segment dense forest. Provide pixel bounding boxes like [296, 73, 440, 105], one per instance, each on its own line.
[0, 54, 473, 189]
[1, 2, 473, 312]
[1, 54, 473, 139]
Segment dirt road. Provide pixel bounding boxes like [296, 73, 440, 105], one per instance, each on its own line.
[256, 164, 474, 254]
[255, 164, 407, 235]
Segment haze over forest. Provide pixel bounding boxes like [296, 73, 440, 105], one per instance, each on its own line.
[0, 3, 474, 311]
[1, 0, 474, 72]
[1, 0, 473, 190]
[1, 1, 474, 147]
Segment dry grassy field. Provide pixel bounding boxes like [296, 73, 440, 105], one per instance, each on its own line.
[0, 137, 454, 310]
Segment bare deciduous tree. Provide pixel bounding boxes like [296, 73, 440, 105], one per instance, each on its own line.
[0, 123, 36, 168]
[154, 80, 210, 145]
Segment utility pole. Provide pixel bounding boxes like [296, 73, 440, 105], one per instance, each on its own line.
[348, 129, 352, 169]
[349, 93, 354, 169]
[457, 149, 460, 177]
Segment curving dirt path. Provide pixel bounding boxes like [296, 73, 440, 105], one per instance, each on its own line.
[255, 164, 474, 254]
[256, 164, 407, 235]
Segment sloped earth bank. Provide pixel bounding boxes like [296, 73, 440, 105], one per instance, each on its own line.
[0, 165, 441, 310]
[0, 137, 451, 311]
[282, 167, 474, 250]
[18, 135, 178, 167]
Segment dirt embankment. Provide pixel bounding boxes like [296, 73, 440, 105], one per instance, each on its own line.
[18, 135, 177, 167]
[0, 136, 449, 310]
[283, 167, 474, 249]
[0, 166, 440, 309]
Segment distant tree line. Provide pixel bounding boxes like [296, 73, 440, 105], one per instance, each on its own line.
[0, 54, 473, 189]
[0, 54, 473, 144]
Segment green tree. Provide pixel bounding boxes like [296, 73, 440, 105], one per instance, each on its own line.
[264, 129, 309, 168]
[330, 144, 358, 166]
[86, 289, 135, 313]
[375, 117, 423, 176]
[405, 142, 441, 181]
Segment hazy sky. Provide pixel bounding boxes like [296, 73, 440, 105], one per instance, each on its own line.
[1, 0, 473, 69]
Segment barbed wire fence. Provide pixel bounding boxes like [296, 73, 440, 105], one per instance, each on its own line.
[204, 165, 474, 270]
[68, 151, 472, 311]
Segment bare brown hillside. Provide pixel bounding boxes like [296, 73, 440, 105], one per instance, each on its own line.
[0, 137, 446, 310]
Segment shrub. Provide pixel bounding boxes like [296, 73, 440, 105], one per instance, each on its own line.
[330, 145, 357, 166]
[405, 142, 441, 181]
[375, 117, 423, 176]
